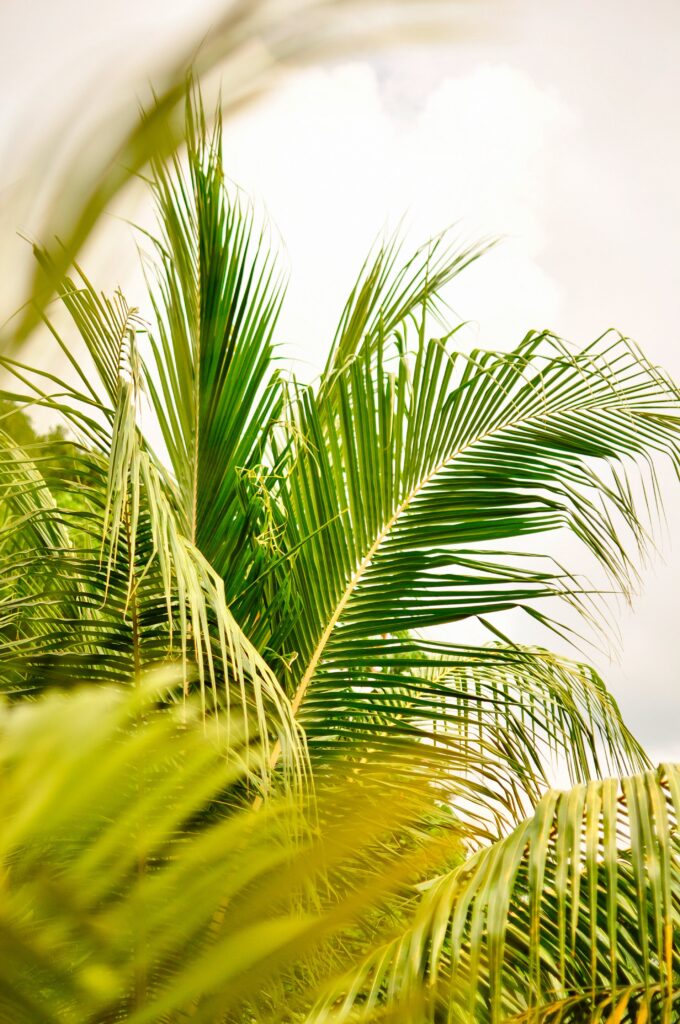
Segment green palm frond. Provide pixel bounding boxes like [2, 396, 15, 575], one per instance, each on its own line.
[144, 92, 285, 591]
[304, 638, 648, 834]
[312, 764, 680, 1023]
[0, 251, 303, 790]
[264, 325, 679, 790]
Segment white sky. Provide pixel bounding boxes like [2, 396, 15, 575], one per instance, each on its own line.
[1, 0, 678, 761]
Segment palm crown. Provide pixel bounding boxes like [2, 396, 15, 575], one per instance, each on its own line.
[1, 93, 680, 1022]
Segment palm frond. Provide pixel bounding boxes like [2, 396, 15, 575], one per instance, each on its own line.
[265, 327, 679, 786]
[143, 90, 286, 620]
[0, 258, 303, 792]
[304, 638, 649, 833]
[312, 764, 680, 1023]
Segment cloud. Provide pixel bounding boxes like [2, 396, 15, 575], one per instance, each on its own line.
[221, 60, 574, 373]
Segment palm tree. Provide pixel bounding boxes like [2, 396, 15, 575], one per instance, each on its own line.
[1, 92, 679, 1022]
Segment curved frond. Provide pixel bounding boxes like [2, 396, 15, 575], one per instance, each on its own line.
[305, 638, 648, 833]
[264, 328, 679, 787]
[0, 260, 303, 792]
[312, 764, 680, 1023]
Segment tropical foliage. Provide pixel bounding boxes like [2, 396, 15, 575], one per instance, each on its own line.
[1, 92, 680, 1021]
[0, 674, 469, 1024]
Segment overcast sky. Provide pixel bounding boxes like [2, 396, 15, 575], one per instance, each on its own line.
[1, 0, 678, 761]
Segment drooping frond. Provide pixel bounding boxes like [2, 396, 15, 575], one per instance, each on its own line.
[304, 638, 648, 834]
[0, 242, 304, 792]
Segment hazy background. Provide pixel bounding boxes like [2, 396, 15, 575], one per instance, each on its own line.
[1, 0, 678, 761]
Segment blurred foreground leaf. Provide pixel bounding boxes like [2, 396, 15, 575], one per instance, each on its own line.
[0, 676, 459, 1024]
[5, 0, 491, 349]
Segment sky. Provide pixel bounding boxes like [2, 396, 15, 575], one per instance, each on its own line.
[1, 0, 678, 761]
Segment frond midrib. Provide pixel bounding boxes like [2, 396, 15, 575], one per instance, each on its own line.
[282, 349, 667, 757]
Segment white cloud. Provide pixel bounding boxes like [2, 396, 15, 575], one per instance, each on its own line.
[220, 60, 573, 373]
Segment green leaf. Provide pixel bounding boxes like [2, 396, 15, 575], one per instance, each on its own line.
[312, 765, 680, 1023]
